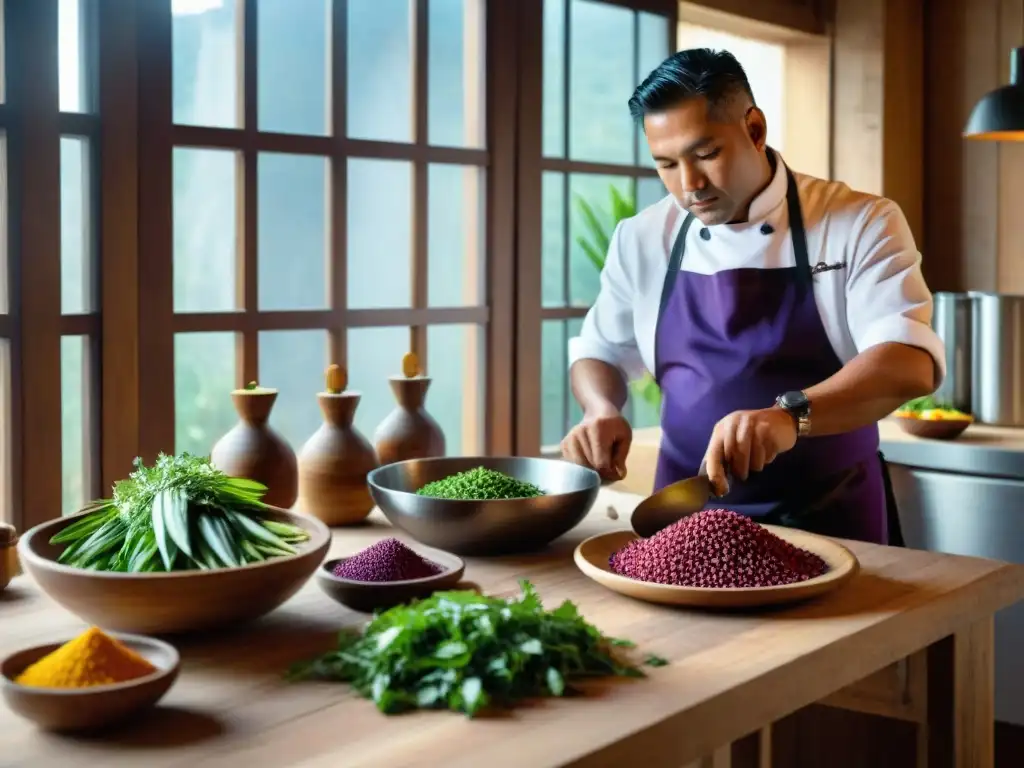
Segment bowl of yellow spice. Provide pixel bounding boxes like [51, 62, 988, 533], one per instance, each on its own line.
[1, 626, 179, 732]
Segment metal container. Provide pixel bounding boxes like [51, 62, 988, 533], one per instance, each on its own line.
[971, 292, 1024, 425]
[367, 456, 600, 555]
[931, 292, 974, 413]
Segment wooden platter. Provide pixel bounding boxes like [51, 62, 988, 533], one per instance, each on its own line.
[574, 526, 859, 609]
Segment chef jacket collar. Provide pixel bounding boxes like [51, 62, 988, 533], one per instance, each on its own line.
[674, 147, 788, 232]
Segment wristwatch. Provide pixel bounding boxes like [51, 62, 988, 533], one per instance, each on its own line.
[775, 390, 812, 438]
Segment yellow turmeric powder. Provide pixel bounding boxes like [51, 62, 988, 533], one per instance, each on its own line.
[15, 627, 157, 689]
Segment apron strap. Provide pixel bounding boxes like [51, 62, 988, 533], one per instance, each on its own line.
[785, 169, 812, 290]
[657, 213, 695, 320]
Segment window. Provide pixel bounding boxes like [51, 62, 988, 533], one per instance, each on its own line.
[141, 0, 489, 468]
[534, 0, 672, 452]
[0, 0, 9, 526]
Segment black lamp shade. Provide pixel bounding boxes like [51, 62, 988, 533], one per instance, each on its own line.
[964, 47, 1024, 141]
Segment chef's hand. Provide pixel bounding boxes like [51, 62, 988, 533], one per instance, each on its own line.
[561, 407, 632, 483]
[704, 407, 797, 495]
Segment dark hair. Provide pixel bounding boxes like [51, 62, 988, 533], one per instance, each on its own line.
[628, 48, 755, 121]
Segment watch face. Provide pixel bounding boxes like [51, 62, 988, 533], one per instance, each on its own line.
[780, 391, 809, 411]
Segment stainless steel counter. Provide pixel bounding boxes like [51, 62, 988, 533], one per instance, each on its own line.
[882, 422, 1024, 726]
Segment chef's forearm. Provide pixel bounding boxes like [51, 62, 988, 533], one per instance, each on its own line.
[801, 342, 937, 436]
[570, 359, 629, 416]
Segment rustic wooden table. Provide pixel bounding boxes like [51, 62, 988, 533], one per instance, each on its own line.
[1, 489, 1022, 768]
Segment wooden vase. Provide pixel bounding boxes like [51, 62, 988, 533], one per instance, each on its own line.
[210, 389, 298, 509]
[373, 376, 446, 466]
[297, 393, 379, 526]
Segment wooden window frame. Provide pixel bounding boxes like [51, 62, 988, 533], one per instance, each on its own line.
[135, 0, 515, 467]
[513, 0, 678, 457]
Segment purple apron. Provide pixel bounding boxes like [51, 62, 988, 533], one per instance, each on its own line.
[653, 168, 896, 545]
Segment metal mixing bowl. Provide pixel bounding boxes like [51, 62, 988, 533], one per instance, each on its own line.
[367, 456, 600, 555]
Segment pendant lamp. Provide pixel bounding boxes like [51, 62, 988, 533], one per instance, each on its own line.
[964, 45, 1024, 141]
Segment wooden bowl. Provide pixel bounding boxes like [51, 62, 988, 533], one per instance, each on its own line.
[0, 633, 179, 732]
[17, 508, 331, 635]
[574, 527, 859, 609]
[316, 544, 465, 613]
[894, 415, 972, 440]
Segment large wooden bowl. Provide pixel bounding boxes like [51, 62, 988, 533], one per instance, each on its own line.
[17, 508, 330, 635]
[893, 415, 972, 440]
[575, 527, 859, 609]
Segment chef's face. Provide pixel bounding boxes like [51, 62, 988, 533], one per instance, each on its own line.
[644, 96, 769, 226]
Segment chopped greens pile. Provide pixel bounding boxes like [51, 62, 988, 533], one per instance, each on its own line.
[415, 467, 545, 501]
[51, 453, 309, 572]
[288, 580, 666, 717]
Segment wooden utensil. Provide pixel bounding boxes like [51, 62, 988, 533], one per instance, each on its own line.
[630, 460, 730, 538]
[574, 528, 859, 609]
[0, 633, 179, 732]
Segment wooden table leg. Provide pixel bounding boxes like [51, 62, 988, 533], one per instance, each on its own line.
[926, 617, 995, 768]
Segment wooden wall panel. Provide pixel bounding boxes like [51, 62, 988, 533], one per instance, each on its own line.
[924, 0, 1024, 293]
[831, 0, 924, 246]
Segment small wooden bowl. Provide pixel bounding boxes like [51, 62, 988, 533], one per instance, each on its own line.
[894, 415, 972, 440]
[316, 544, 465, 613]
[0, 633, 179, 732]
[574, 527, 859, 609]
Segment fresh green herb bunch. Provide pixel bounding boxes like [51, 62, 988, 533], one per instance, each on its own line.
[51, 453, 309, 573]
[288, 580, 666, 717]
[415, 467, 545, 500]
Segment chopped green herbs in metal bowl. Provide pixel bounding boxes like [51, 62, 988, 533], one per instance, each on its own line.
[288, 580, 667, 717]
[50, 453, 310, 573]
[415, 467, 545, 501]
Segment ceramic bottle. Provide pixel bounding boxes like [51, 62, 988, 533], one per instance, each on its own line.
[210, 384, 299, 509]
[297, 365, 379, 526]
[373, 352, 446, 466]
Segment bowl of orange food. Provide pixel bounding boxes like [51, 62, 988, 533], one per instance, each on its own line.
[893, 396, 974, 440]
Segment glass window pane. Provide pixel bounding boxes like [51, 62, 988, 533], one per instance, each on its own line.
[428, 164, 484, 307]
[0, 338, 10, 524]
[60, 137, 93, 314]
[347, 158, 412, 309]
[347, 0, 413, 142]
[173, 148, 238, 313]
[347, 326, 411, 445]
[61, 335, 90, 515]
[428, 0, 485, 148]
[257, 0, 329, 135]
[542, 0, 565, 158]
[175, 332, 238, 456]
[58, 0, 87, 113]
[258, 330, 328, 450]
[637, 175, 667, 211]
[676, 25, 786, 153]
[569, 173, 632, 307]
[258, 153, 328, 311]
[636, 13, 670, 168]
[569, 0, 634, 164]
[542, 171, 565, 308]
[172, 0, 239, 129]
[567, 317, 583, 428]
[427, 324, 483, 455]
[0, 133, 7, 315]
[541, 319, 567, 449]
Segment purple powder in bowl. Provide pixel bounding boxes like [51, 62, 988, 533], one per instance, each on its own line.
[332, 537, 445, 583]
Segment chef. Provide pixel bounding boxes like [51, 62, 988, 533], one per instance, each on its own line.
[561, 48, 945, 545]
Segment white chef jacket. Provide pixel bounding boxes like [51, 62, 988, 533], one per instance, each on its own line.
[567, 152, 947, 388]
